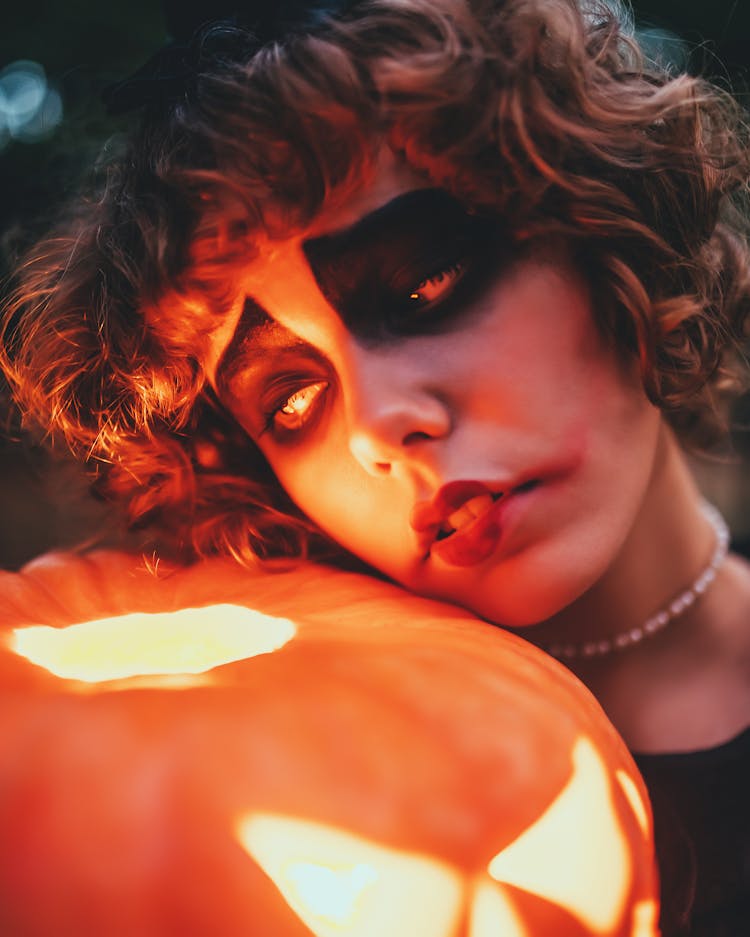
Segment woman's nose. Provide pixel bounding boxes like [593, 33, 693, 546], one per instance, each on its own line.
[344, 346, 452, 476]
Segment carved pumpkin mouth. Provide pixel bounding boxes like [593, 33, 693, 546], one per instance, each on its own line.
[235, 735, 650, 937]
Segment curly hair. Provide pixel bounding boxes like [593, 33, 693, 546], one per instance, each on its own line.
[2, 0, 750, 563]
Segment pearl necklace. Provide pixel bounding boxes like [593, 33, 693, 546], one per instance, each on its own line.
[544, 502, 730, 662]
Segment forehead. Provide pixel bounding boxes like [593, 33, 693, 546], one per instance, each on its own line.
[306, 148, 432, 238]
[206, 153, 437, 381]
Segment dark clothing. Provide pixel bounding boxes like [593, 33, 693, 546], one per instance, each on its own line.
[634, 727, 750, 937]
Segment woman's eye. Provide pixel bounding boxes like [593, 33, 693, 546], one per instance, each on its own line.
[407, 262, 466, 308]
[266, 381, 328, 434]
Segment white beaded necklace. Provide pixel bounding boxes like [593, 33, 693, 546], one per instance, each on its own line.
[543, 502, 731, 662]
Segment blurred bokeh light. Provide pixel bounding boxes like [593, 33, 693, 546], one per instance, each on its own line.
[0, 60, 63, 151]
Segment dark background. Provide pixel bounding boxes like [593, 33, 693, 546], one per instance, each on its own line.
[0, 1, 748, 567]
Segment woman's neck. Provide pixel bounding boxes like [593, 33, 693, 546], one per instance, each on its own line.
[520, 425, 715, 649]
[516, 425, 750, 752]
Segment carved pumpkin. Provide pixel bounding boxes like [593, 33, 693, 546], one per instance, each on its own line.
[0, 551, 659, 936]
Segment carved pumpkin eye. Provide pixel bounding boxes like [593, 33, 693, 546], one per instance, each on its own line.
[11, 605, 296, 684]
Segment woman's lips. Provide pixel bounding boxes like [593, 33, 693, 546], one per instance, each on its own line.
[410, 480, 498, 532]
[411, 479, 540, 568]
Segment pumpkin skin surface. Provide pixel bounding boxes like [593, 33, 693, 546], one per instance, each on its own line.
[0, 551, 659, 937]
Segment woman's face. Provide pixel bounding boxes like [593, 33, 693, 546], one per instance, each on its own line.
[212, 156, 663, 626]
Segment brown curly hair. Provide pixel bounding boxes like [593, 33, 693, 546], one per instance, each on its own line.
[2, 0, 750, 563]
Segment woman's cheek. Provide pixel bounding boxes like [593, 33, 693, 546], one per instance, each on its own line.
[275, 450, 398, 566]
[270, 442, 352, 531]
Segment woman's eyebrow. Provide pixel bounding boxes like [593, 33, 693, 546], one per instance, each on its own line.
[301, 188, 480, 339]
[302, 188, 463, 259]
[214, 298, 308, 394]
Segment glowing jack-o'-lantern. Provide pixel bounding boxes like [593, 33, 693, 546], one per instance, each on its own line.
[0, 550, 659, 936]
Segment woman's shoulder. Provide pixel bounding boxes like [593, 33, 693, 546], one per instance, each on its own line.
[631, 559, 750, 937]
[634, 722, 750, 937]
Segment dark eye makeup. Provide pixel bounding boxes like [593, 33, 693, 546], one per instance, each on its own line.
[220, 189, 510, 443]
[258, 254, 478, 441]
[303, 188, 506, 340]
[380, 245, 494, 335]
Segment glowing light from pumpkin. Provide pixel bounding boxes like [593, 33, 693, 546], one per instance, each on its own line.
[236, 814, 463, 937]
[285, 861, 378, 921]
[487, 736, 630, 934]
[616, 769, 651, 838]
[11, 605, 296, 682]
[235, 736, 653, 935]
[630, 900, 660, 937]
[468, 881, 530, 937]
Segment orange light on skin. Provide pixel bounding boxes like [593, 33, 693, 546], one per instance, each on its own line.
[486, 736, 631, 935]
[236, 814, 464, 937]
[10, 605, 296, 683]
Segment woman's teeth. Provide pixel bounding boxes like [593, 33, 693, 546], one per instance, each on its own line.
[444, 493, 497, 535]
[433, 482, 538, 542]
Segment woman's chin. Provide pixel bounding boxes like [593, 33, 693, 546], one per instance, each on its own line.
[415, 561, 601, 632]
